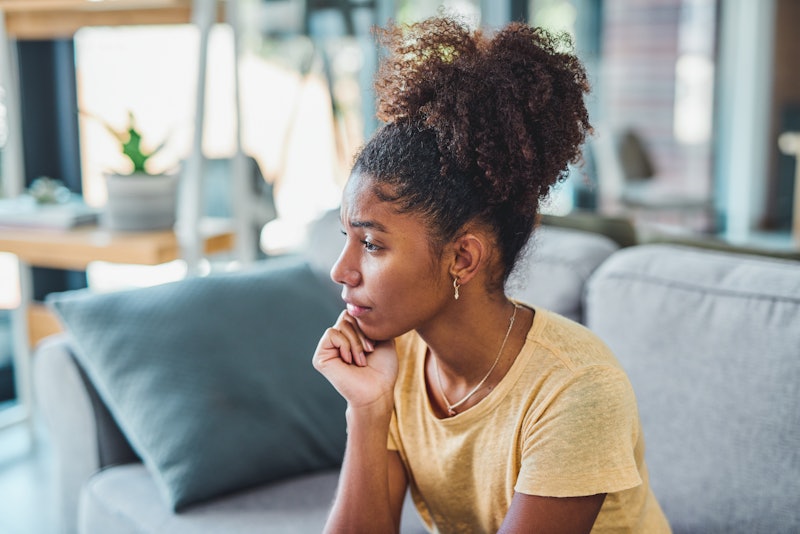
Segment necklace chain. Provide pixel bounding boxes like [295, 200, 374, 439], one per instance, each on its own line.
[433, 303, 520, 416]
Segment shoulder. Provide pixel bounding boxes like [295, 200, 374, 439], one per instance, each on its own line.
[515, 314, 643, 496]
[515, 309, 637, 424]
[529, 308, 622, 373]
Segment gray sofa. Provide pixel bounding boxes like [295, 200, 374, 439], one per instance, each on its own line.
[33, 211, 800, 534]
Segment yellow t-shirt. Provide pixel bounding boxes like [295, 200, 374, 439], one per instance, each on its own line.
[388, 307, 671, 534]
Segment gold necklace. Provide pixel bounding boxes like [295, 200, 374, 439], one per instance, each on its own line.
[433, 303, 520, 416]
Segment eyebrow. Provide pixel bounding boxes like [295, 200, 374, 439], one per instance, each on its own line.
[348, 219, 388, 233]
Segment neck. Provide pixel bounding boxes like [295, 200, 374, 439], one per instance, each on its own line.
[419, 292, 525, 385]
[437, 301, 520, 416]
[421, 292, 532, 417]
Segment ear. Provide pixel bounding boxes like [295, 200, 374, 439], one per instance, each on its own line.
[449, 232, 487, 285]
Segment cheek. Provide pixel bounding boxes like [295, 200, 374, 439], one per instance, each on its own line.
[358, 261, 447, 340]
[371, 258, 431, 291]
[374, 261, 447, 315]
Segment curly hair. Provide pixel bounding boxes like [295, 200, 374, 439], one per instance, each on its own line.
[352, 16, 591, 287]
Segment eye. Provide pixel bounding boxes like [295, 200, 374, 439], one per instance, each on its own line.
[361, 239, 381, 252]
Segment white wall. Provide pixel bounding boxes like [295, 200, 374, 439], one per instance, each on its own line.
[714, 0, 776, 241]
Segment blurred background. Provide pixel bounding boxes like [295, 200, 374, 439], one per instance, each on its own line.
[0, 0, 798, 443]
[0, 2, 797, 532]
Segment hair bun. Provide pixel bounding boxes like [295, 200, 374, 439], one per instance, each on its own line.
[373, 17, 591, 205]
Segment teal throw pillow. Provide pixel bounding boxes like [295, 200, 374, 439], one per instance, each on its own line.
[48, 258, 346, 511]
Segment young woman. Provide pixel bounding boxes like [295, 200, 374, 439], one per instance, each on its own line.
[312, 16, 671, 534]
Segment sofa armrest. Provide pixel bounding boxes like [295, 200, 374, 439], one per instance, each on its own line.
[34, 334, 100, 534]
[34, 334, 141, 533]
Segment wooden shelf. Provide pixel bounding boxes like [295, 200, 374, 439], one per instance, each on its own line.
[0, 218, 235, 271]
[1, 218, 235, 347]
[0, 0, 226, 39]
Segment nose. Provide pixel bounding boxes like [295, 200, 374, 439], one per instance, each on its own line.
[330, 244, 361, 287]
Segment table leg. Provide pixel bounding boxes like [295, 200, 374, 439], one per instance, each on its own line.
[778, 131, 800, 246]
[0, 259, 32, 433]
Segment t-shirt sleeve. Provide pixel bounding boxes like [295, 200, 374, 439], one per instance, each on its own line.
[515, 365, 643, 497]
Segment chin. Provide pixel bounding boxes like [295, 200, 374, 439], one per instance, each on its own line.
[360, 326, 392, 343]
[357, 318, 408, 343]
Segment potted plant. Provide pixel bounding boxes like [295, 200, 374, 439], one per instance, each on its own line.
[98, 111, 179, 232]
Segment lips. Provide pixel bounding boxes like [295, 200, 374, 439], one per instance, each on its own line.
[343, 294, 372, 318]
[346, 302, 371, 318]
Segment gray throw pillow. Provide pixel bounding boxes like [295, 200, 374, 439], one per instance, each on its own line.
[48, 258, 346, 511]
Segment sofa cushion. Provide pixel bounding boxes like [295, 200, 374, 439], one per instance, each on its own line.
[507, 225, 620, 322]
[80, 465, 340, 534]
[48, 258, 346, 511]
[80, 464, 427, 534]
[585, 244, 800, 533]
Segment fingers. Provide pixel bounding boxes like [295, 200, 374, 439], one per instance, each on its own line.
[314, 311, 373, 368]
[315, 327, 355, 366]
[339, 311, 374, 353]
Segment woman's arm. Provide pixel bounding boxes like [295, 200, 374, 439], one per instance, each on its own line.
[325, 416, 409, 534]
[313, 311, 407, 533]
[498, 492, 606, 534]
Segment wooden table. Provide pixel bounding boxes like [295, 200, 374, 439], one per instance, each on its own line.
[0, 219, 235, 428]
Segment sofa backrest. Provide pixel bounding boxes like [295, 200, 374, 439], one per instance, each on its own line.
[507, 225, 619, 322]
[304, 207, 345, 300]
[585, 244, 800, 533]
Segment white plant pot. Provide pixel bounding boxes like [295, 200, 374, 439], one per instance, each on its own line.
[103, 173, 179, 231]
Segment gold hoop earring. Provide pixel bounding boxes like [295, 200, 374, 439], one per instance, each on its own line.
[453, 277, 460, 300]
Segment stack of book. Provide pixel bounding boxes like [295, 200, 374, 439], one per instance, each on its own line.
[0, 195, 101, 229]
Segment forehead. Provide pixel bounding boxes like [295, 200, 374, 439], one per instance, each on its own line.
[340, 173, 427, 236]
[341, 172, 378, 213]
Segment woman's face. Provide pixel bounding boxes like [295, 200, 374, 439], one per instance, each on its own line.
[330, 172, 451, 341]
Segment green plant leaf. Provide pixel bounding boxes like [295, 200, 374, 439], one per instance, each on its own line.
[83, 109, 167, 175]
[122, 127, 149, 173]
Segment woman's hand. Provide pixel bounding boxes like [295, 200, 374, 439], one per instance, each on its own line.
[313, 310, 398, 411]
